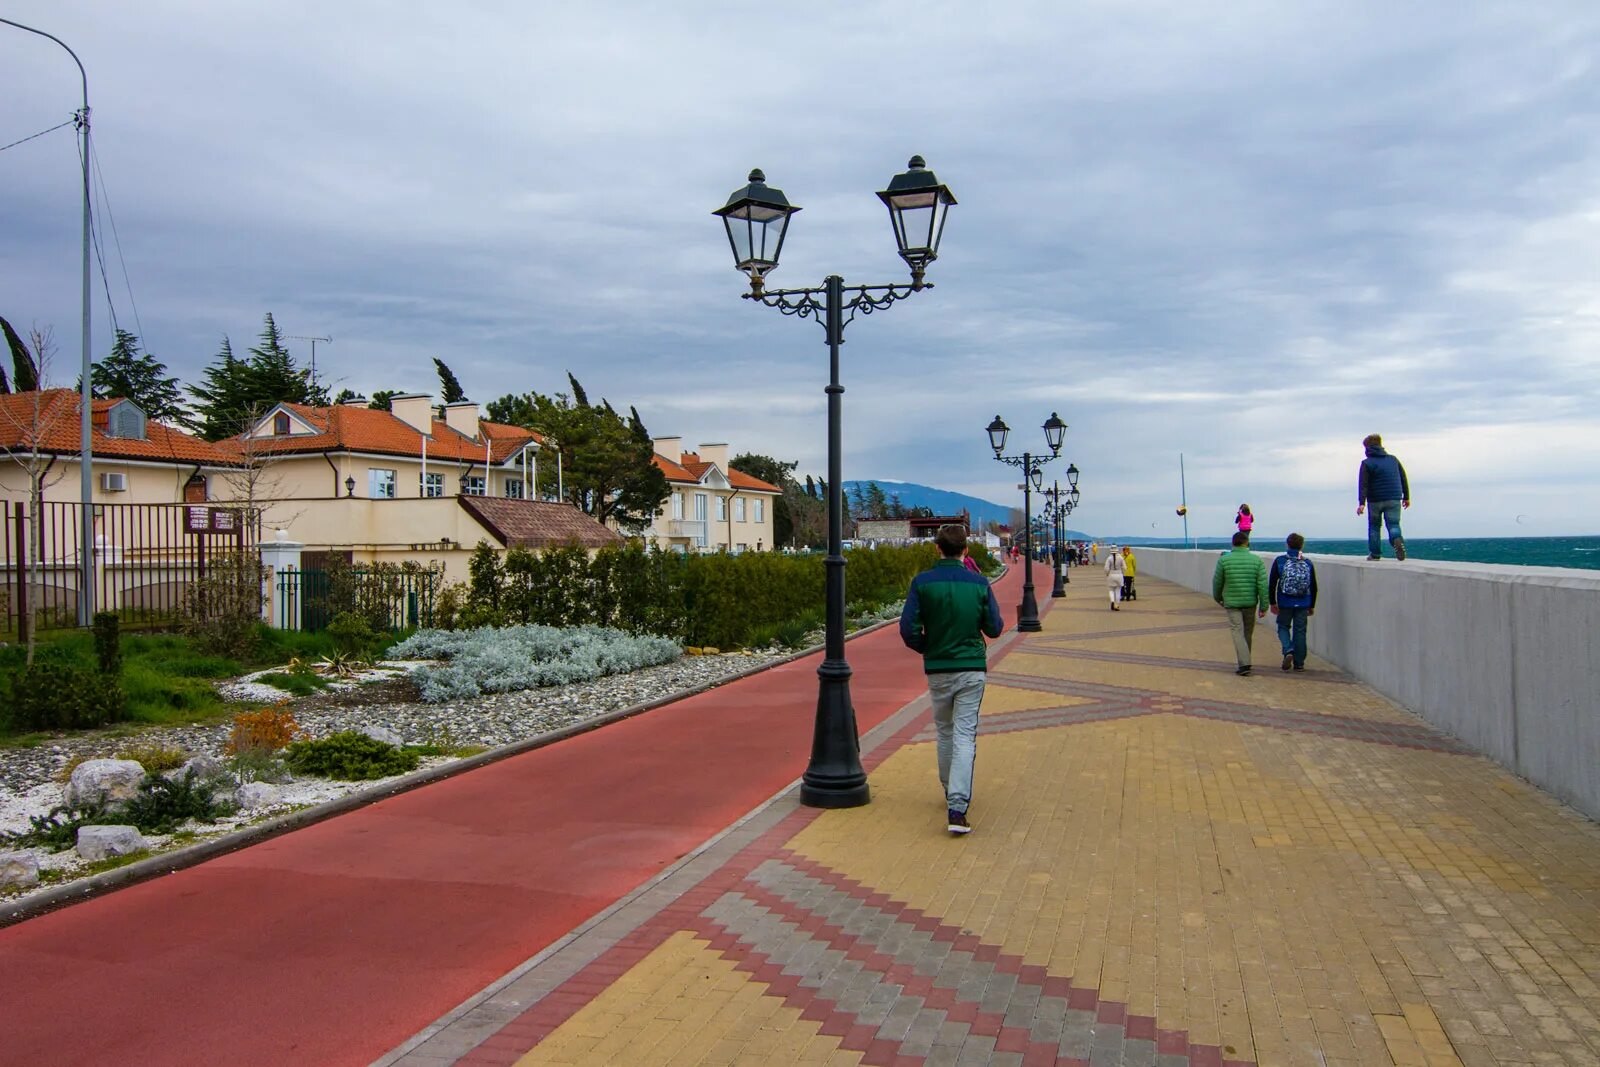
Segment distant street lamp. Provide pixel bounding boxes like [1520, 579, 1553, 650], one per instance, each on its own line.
[714, 156, 956, 810]
[987, 413, 1065, 632]
[1042, 481, 1068, 597]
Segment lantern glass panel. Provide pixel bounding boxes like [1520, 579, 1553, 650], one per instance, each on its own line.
[986, 416, 1009, 455]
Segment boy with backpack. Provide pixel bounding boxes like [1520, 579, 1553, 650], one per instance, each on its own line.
[1268, 533, 1318, 672]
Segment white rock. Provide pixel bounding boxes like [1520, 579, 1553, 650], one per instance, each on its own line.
[76, 824, 147, 861]
[355, 724, 403, 747]
[0, 851, 40, 889]
[178, 754, 227, 780]
[234, 782, 283, 810]
[64, 759, 146, 809]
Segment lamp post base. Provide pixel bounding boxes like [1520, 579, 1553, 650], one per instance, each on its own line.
[1051, 567, 1066, 598]
[1017, 585, 1043, 633]
[799, 659, 871, 808]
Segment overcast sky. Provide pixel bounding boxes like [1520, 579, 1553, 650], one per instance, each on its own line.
[4, 2, 1598, 539]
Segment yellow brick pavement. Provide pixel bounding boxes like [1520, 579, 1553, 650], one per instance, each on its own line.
[483, 577, 1600, 1067]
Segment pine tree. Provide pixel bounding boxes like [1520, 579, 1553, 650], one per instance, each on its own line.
[190, 337, 253, 439]
[2, 316, 40, 392]
[434, 358, 468, 403]
[92, 329, 188, 425]
[566, 372, 589, 408]
[369, 389, 401, 411]
[0, 363, 9, 394]
[190, 314, 328, 439]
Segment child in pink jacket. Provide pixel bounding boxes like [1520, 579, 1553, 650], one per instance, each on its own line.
[1236, 504, 1254, 538]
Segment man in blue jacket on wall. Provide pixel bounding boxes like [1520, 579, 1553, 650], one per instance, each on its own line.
[899, 524, 1004, 835]
[1357, 433, 1411, 560]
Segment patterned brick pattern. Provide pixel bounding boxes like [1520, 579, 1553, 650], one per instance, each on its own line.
[410, 576, 1600, 1067]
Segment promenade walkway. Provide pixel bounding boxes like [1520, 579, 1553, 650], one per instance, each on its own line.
[387, 574, 1600, 1067]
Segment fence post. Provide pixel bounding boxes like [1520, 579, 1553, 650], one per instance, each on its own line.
[13, 502, 28, 648]
[258, 531, 304, 628]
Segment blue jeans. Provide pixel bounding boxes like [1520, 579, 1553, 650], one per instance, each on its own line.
[1367, 500, 1403, 556]
[1276, 606, 1309, 668]
[927, 671, 985, 814]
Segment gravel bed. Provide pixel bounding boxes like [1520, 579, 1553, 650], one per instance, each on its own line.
[0, 651, 784, 801]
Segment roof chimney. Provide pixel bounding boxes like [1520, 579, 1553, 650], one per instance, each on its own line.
[653, 435, 683, 462]
[443, 401, 481, 439]
[390, 393, 434, 433]
[697, 443, 730, 470]
[340, 394, 368, 407]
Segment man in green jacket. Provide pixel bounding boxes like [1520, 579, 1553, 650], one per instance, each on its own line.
[1212, 531, 1269, 675]
[899, 524, 1005, 834]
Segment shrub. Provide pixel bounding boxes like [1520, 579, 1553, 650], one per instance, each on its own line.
[3, 802, 107, 852]
[284, 731, 421, 780]
[389, 624, 681, 703]
[224, 704, 301, 755]
[326, 611, 375, 656]
[0, 660, 126, 733]
[92, 612, 122, 676]
[178, 550, 267, 658]
[119, 770, 233, 834]
[228, 748, 292, 784]
[115, 741, 190, 775]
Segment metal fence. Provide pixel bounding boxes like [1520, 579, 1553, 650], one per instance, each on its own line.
[2, 500, 259, 639]
[273, 566, 436, 632]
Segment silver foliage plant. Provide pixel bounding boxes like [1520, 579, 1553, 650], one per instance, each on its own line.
[388, 624, 682, 703]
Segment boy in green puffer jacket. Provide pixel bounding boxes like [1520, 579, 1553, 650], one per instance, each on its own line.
[1212, 531, 1269, 675]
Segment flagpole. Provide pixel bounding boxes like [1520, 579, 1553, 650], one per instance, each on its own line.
[1180, 453, 1190, 548]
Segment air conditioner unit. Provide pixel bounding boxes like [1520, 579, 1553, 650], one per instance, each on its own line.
[101, 472, 128, 492]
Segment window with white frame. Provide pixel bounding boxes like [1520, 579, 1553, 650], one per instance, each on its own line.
[421, 472, 444, 498]
[694, 493, 709, 547]
[368, 469, 396, 499]
[462, 476, 485, 496]
[505, 478, 524, 499]
[754, 499, 765, 523]
[735, 497, 747, 522]
[671, 491, 684, 519]
[716, 496, 727, 521]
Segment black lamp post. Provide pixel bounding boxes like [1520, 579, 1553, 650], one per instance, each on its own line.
[1042, 482, 1067, 597]
[987, 413, 1066, 632]
[715, 156, 956, 809]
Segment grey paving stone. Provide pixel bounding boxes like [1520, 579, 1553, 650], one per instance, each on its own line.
[1122, 1037, 1157, 1066]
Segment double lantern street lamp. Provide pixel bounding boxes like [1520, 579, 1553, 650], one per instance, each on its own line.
[1040, 470, 1081, 598]
[714, 156, 957, 810]
[986, 413, 1067, 633]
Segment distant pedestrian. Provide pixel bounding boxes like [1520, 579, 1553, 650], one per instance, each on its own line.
[1120, 545, 1138, 601]
[961, 544, 982, 575]
[1269, 533, 1318, 672]
[1212, 531, 1268, 675]
[1357, 433, 1411, 560]
[1235, 504, 1254, 540]
[1103, 544, 1125, 610]
[899, 524, 1004, 835]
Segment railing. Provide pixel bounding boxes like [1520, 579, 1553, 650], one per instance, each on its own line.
[667, 519, 707, 542]
[274, 566, 436, 632]
[2, 500, 259, 638]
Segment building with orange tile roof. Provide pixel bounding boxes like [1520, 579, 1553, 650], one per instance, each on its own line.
[218, 394, 619, 580]
[646, 436, 779, 552]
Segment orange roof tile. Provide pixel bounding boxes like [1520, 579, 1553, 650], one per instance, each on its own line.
[0, 389, 238, 465]
[219, 404, 542, 464]
[652, 452, 779, 493]
[458, 497, 622, 549]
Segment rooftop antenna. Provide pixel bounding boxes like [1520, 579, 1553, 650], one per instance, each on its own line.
[288, 334, 332, 392]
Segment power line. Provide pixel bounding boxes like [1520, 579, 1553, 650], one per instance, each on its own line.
[0, 116, 74, 153]
[90, 140, 144, 345]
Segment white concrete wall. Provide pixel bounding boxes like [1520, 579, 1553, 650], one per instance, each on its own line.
[1134, 547, 1600, 821]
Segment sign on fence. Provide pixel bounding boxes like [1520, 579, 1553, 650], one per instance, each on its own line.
[184, 506, 242, 535]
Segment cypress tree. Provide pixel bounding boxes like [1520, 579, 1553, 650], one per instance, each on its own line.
[2, 316, 39, 392]
[434, 358, 468, 403]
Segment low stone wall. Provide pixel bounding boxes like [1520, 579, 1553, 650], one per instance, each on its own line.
[1134, 547, 1600, 821]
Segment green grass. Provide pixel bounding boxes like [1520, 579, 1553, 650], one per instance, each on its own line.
[254, 672, 331, 697]
[0, 623, 409, 743]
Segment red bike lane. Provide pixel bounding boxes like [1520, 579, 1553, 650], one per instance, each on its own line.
[0, 562, 1037, 1066]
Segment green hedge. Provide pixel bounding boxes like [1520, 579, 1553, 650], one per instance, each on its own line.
[452, 541, 950, 649]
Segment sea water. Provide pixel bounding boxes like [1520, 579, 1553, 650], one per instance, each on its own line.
[1127, 536, 1600, 571]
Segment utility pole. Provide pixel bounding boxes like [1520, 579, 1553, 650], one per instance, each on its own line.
[288, 335, 331, 393]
